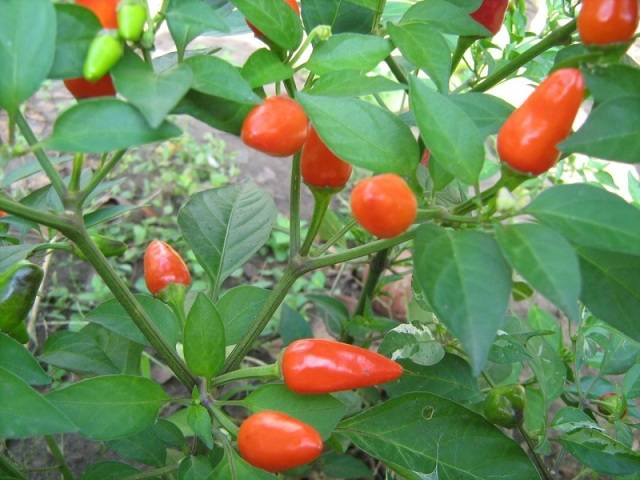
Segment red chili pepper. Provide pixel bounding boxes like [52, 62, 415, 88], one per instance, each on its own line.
[301, 127, 352, 190]
[143, 240, 191, 296]
[76, 0, 119, 29]
[282, 339, 403, 394]
[247, 0, 300, 38]
[64, 75, 116, 100]
[241, 96, 309, 157]
[351, 174, 417, 239]
[0, 211, 6, 218]
[238, 411, 323, 472]
[497, 68, 585, 175]
[578, 0, 639, 46]
[470, 0, 509, 36]
[420, 150, 431, 168]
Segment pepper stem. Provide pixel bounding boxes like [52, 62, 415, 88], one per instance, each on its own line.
[211, 363, 280, 387]
[299, 189, 332, 257]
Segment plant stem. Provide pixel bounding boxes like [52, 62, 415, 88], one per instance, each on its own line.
[299, 190, 332, 256]
[123, 465, 179, 480]
[78, 149, 126, 206]
[354, 248, 389, 318]
[44, 436, 74, 480]
[451, 36, 475, 74]
[152, 0, 171, 33]
[0, 195, 73, 233]
[289, 153, 302, 262]
[222, 267, 300, 372]
[209, 406, 240, 437]
[69, 227, 196, 390]
[470, 19, 577, 92]
[384, 56, 408, 85]
[14, 111, 67, 201]
[518, 425, 553, 480]
[0, 454, 26, 480]
[212, 364, 280, 386]
[313, 218, 357, 256]
[69, 154, 84, 193]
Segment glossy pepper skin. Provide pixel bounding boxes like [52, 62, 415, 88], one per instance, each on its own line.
[351, 174, 417, 239]
[578, 0, 639, 46]
[597, 392, 628, 419]
[497, 68, 585, 175]
[282, 339, 403, 394]
[301, 127, 352, 190]
[64, 75, 116, 100]
[84, 30, 125, 82]
[143, 240, 191, 296]
[118, 0, 148, 42]
[247, 0, 300, 38]
[483, 385, 526, 428]
[471, 0, 509, 36]
[238, 411, 323, 472]
[241, 96, 308, 157]
[76, 0, 119, 29]
[0, 262, 44, 337]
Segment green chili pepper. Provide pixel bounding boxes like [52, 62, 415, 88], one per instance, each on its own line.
[72, 234, 127, 260]
[483, 384, 526, 428]
[83, 29, 124, 82]
[0, 261, 43, 338]
[118, 0, 148, 42]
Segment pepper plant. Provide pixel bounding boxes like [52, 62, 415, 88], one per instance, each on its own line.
[1, 0, 639, 479]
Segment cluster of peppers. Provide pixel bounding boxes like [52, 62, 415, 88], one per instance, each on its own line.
[143, 240, 403, 472]
[64, 0, 148, 99]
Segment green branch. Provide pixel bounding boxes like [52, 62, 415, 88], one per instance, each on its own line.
[0, 194, 74, 233]
[0, 454, 26, 480]
[354, 248, 389, 318]
[77, 149, 126, 206]
[45, 436, 74, 480]
[299, 190, 331, 256]
[289, 153, 302, 261]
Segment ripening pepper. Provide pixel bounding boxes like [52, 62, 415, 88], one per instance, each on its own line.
[83, 30, 125, 83]
[118, 0, 148, 42]
[578, 0, 639, 46]
[351, 174, 417, 239]
[64, 75, 116, 100]
[72, 235, 127, 260]
[282, 339, 403, 394]
[76, 0, 119, 29]
[301, 127, 352, 190]
[0, 211, 6, 217]
[241, 96, 309, 157]
[471, 0, 509, 36]
[143, 240, 191, 296]
[597, 392, 627, 420]
[483, 384, 526, 428]
[238, 411, 323, 472]
[0, 261, 43, 337]
[497, 68, 585, 175]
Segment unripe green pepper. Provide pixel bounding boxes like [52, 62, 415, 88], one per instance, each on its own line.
[83, 30, 124, 82]
[484, 384, 526, 428]
[597, 392, 627, 420]
[0, 261, 43, 335]
[118, 0, 148, 42]
[72, 234, 127, 260]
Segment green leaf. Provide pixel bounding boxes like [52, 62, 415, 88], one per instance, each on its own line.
[414, 225, 512, 374]
[217, 286, 271, 345]
[339, 393, 538, 479]
[178, 183, 277, 295]
[578, 247, 640, 343]
[86, 295, 181, 347]
[81, 461, 140, 480]
[167, 0, 229, 57]
[449, 93, 514, 137]
[0, 0, 56, 115]
[560, 429, 640, 476]
[112, 50, 193, 128]
[81, 324, 144, 376]
[213, 447, 276, 479]
[386, 354, 482, 407]
[230, 0, 302, 50]
[559, 96, 640, 164]
[50, 4, 101, 79]
[0, 367, 76, 439]
[40, 330, 120, 375]
[388, 23, 450, 93]
[297, 92, 419, 175]
[44, 98, 182, 153]
[308, 71, 403, 97]
[187, 405, 214, 449]
[525, 183, 640, 256]
[47, 375, 169, 440]
[584, 65, 640, 103]
[526, 320, 566, 408]
[0, 333, 50, 386]
[378, 323, 445, 367]
[184, 293, 225, 378]
[279, 304, 312, 346]
[410, 77, 484, 184]
[107, 426, 167, 467]
[495, 223, 580, 322]
[178, 456, 216, 480]
[0, 244, 40, 272]
[241, 48, 294, 88]
[321, 452, 372, 479]
[185, 55, 260, 105]
[306, 33, 392, 75]
[401, 0, 489, 36]
[245, 384, 346, 439]
[306, 293, 350, 337]
[301, 0, 375, 35]
[174, 90, 252, 135]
